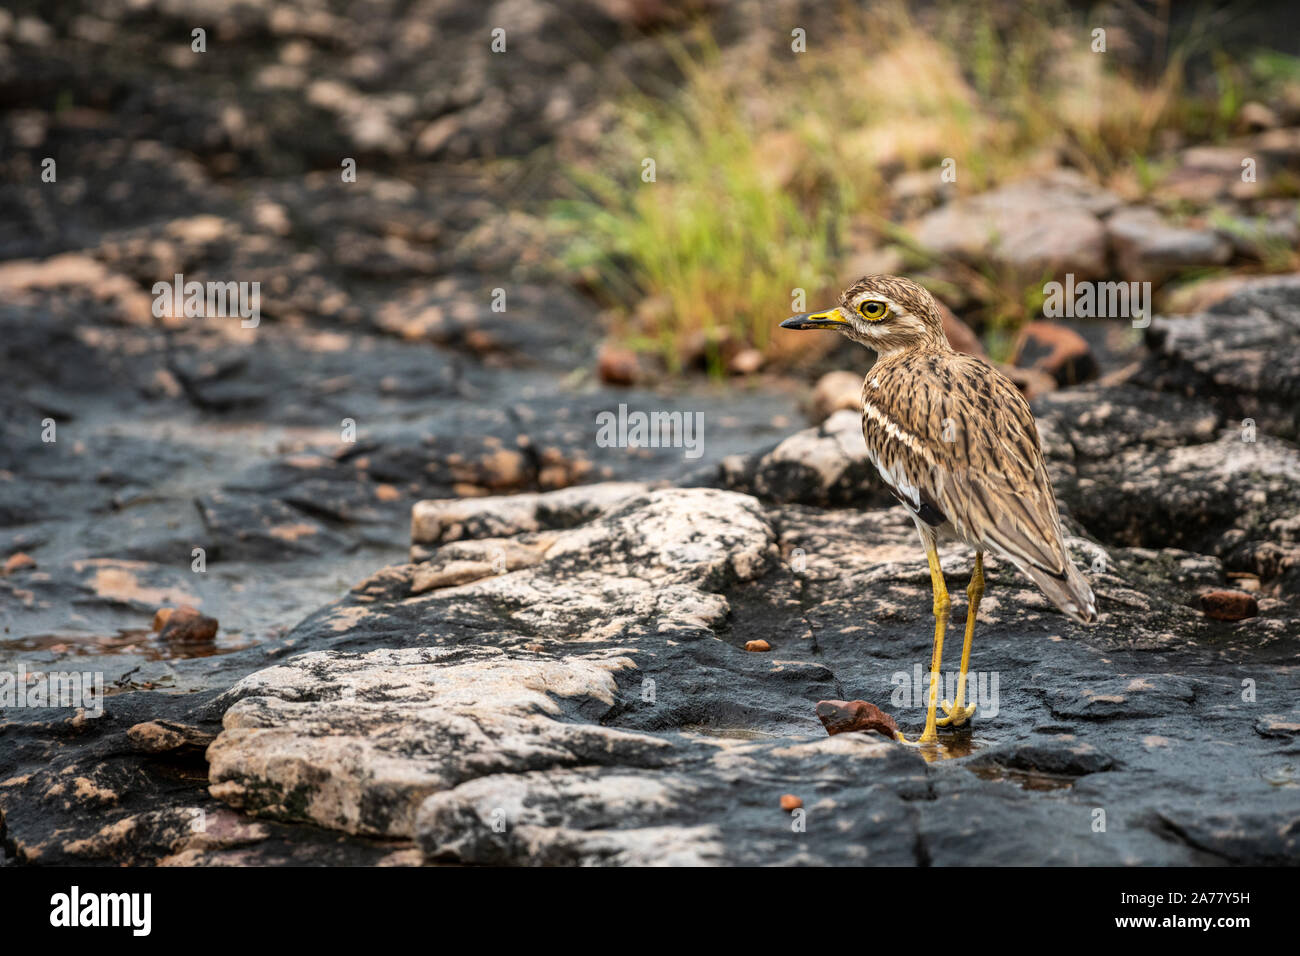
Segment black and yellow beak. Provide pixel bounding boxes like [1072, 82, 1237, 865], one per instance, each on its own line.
[780, 308, 847, 331]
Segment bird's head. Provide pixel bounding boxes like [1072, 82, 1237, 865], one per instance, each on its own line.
[780, 274, 948, 355]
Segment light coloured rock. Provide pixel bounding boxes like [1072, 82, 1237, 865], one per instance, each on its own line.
[417, 769, 728, 865]
[208, 488, 782, 841]
[409, 536, 553, 592]
[410, 481, 650, 548]
[1241, 102, 1279, 130]
[127, 720, 216, 753]
[0, 254, 157, 325]
[763, 408, 866, 477]
[207, 646, 662, 838]
[808, 370, 861, 422]
[1161, 145, 1252, 202]
[412, 489, 777, 640]
[720, 408, 878, 506]
[912, 169, 1120, 278]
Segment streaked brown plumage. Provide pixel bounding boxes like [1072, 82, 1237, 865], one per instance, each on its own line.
[781, 275, 1095, 746]
[862, 340, 1095, 623]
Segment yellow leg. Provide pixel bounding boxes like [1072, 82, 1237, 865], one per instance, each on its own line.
[938, 552, 983, 728]
[897, 539, 950, 746]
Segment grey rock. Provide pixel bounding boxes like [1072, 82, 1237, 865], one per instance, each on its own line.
[207, 646, 667, 838]
[913, 169, 1120, 278]
[1107, 206, 1233, 283]
[1136, 281, 1300, 441]
[716, 409, 893, 507]
[411, 481, 650, 550]
[191, 472, 1299, 864]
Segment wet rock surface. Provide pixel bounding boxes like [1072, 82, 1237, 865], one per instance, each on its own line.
[3, 3, 1300, 867]
[0, 0, 808, 865]
[5, 285, 1299, 866]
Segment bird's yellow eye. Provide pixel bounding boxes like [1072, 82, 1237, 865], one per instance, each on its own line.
[859, 300, 888, 321]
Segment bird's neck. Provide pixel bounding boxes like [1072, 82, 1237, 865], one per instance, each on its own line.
[873, 335, 952, 363]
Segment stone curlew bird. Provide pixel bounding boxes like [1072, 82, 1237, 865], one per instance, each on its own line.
[781, 275, 1096, 746]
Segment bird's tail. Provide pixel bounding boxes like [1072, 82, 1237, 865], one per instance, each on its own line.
[1021, 556, 1097, 624]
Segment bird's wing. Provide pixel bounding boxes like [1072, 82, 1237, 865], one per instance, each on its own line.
[862, 352, 1070, 579]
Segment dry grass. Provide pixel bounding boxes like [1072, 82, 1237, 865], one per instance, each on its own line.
[552, 0, 1287, 369]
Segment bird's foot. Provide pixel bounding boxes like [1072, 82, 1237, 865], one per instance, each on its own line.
[936, 698, 976, 728]
[894, 729, 940, 747]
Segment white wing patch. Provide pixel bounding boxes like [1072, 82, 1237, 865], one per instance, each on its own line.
[862, 400, 930, 515]
[861, 399, 936, 467]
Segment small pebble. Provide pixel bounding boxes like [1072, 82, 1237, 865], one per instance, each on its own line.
[1199, 589, 1258, 621]
[597, 343, 641, 386]
[153, 605, 219, 643]
[780, 794, 802, 812]
[744, 639, 771, 652]
[727, 347, 764, 375]
[3, 552, 36, 574]
[1225, 572, 1260, 593]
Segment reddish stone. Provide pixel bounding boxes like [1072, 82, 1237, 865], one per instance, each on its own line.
[1016, 320, 1097, 386]
[3, 552, 35, 574]
[809, 370, 861, 422]
[779, 794, 803, 812]
[816, 699, 899, 739]
[597, 343, 641, 386]
[1000, 362, 1058, 401]
[937, 302, 985, 358]
[744, 639, 771, 652]
[1199, 589, 1259, 621]
[154, 605, 219, 643]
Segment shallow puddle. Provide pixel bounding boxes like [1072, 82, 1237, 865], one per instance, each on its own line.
[1261, 763, 1299, 788]
[968, 764, 1077, 791]
[2, 628, 254, 662]
[902, 731, 982, 763]
[680, 724, 782, 741]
